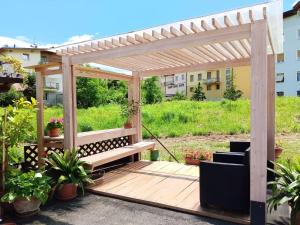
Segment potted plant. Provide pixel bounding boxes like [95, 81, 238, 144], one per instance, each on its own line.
[150, 149, 160, 161]
[44, 149, 93, 201]
[1, 170, 51, 216]
[184, 150, 212, 165]
[268, 160, 300, 225]
[46, 118, 63, 137]
[275, 140, 283, 159]
[120, 100, 139, 129]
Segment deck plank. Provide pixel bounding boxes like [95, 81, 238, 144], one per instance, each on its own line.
[87, 160, 250, 225]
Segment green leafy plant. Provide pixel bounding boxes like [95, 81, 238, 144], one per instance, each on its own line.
[44, 149, 93, 193]
[120, 100, 139, 121]
[223, 86, 243, 101]
[191, 83, 206, 101]
[46, 117, 64, 130]
[1, 170, 52, 204]
[268, 160, 300, 225]
[142, 76, 163, 104]
[172, 92, 187, 101]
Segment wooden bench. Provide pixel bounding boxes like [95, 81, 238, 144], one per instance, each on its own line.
[81, 141, 155, 170]
[76, 128, 155, 170]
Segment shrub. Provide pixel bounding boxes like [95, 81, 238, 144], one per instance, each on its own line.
[80, 124, 93, 132]
[0, 88, 23, 107]
[223, 86, 243, 101]
[142, 77, 163, 104]
[172, 92, 186, 101]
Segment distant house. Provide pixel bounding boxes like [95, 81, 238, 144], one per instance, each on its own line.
[0, 47, 62, 105]
[160, 73, 186, 98]
[275, 1, 300, 97]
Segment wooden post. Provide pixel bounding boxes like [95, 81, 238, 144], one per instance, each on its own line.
[62, 56, 74, 150]
[267, 55, 275, 162]
[250, 20, 268, 225]
[128, 72, 142, 143]
[72, 67, 77, 148]
[36, 71, 45, 168]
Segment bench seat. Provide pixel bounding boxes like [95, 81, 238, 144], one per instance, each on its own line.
[81, 141, 155, 170]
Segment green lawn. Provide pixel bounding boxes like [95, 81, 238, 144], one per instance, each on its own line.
[40, 97, 300, 140]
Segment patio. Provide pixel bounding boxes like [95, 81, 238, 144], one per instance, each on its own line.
[87, 160, 250, 225]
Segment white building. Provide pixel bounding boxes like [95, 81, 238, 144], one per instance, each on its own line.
[161, 73, 186, 98]
[276, 1, 300, 97]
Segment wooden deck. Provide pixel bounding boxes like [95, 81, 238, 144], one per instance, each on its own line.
[87, 161, 250, 225]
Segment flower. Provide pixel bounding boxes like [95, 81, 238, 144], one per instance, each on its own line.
[35, 172, 42, 178]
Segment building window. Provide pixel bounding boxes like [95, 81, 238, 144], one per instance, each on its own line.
[190, 75, 194, 82]
[297, 91, 300, 97]
[297, 50, 300, 61]
[22, 53, 30, 61]
[175, 76, 178, 82]
[277, 53, 284, 63]
[297, 71, 300, 82]
[225, 68, 231, 89]
[276, 73, 284, 83]
[56, 83, 60, 89]
[216, 70, 220, 81]
[40, 56, 48, 64]
[198, 73, 202, 81]
[207, 72, 212, 80]
[181, 74, 184, 80]
[190, 87, 194, 92]
[216, 84, 220, 90]
[277, 91, 284, 97]
[207, 85, 211, 91]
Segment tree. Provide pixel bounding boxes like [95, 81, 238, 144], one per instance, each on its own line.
[223, 71, 243, 101]
[191, 83, 206, 101]
[223, 86, 243, 101]
[76, 77, 103, 108]
[23, 72, 36, 100]
[142, 77, 163, 104]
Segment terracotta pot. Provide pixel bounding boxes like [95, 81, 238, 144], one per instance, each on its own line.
[56, 183, 78, 201]
[291, 208, 300, 225]
[275, 147, 283, 159]
[13, 198, 41, 215]
[124, 121, 132, 129]
[48, 128, 60, 137]
[185, 157, 200, 165]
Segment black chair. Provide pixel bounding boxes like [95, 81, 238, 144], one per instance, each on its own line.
[229, 141, 250, 153]
[200, 148, 250, 213]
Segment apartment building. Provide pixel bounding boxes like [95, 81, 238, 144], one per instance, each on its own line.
[160, 73, 186, 97]
[275, 1, 300, 96]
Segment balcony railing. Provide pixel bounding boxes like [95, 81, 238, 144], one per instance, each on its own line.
[45, 82, 59, 90]
[202, 78, 221, 85]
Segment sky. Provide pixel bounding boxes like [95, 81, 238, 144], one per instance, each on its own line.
[0, 0, 297, 48]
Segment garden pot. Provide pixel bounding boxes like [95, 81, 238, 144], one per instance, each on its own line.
[275, 147, 283, 159]
[291, 209, 300, 225]
[185, 157, 200, 165]
[13, 198, 41, 216]
[124, 121, 132, 129]
[150, 150, 159, 161]
[56, 183, 78, 201]
[48, 128, 60, 137]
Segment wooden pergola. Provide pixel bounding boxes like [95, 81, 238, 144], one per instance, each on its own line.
[32, 1, 283, 224]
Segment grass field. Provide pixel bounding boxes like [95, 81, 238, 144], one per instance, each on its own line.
[41, 97, 300, 140]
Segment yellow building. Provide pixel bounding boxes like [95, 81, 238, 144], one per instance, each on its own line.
[186, 66, 251, 100]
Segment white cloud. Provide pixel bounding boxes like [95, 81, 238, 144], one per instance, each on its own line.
[0, 36, 32, 48]
[0, 34, 94, 49]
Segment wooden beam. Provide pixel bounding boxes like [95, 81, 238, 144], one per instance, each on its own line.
[76, 128, 137, 146]
[250, 20, 268, 225]
[70, 24, 251, 64]
[36, 71, 45, 168]
[140, 58, 250, 77]
[73, 65, 133, 81]
[62, 56, 74, 150]
[267, 54, 275, 162]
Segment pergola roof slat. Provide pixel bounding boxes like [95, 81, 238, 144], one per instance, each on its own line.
[52, 1, 282, 73]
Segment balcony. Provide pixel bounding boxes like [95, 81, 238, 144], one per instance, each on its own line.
[0, 72, 23, 84]
[44, 82, 59, 92]
[202, 78, 221, 85]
